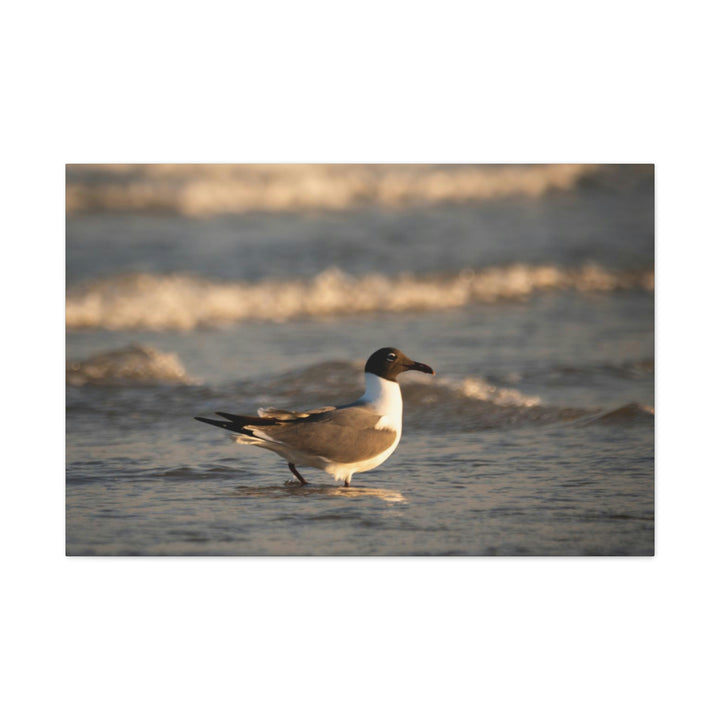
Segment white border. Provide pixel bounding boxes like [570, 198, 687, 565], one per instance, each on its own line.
[4, 2, 718, 718]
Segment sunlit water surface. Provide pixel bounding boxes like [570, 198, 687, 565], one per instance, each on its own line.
[66, 166, 653, 555]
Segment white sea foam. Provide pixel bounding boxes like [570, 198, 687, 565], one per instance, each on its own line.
[66, 344, 196, 385]
[405, 371, 541, 408]
[66, 164, 606, 216]
[66, 264, 654, 331]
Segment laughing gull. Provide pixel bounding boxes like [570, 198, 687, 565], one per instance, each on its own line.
[194, 347, 434, 486]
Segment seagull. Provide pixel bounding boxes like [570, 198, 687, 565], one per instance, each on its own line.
[194, 347, 434, 486]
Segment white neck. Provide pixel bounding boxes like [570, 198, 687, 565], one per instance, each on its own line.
[359, 373, 403, 429]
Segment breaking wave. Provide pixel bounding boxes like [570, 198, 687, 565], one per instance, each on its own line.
[66, 164, 609, 216]
[66, 344, 197, 386]
[195, 359, 650, 432]
[66, 263, 654, 331]
[580, 403, 655, 425]
[66, 348, 653, 430]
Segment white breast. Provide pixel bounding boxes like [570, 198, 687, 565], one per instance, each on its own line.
[358, 373, 403, 433]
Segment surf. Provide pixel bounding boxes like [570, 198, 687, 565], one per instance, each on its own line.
[66, 263, 654, 331]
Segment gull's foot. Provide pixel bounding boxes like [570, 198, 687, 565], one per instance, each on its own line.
[287, 463, 309, 486]
[284, 478, 306, 486]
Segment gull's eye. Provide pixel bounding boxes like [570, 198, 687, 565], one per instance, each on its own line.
[386, 352, 397, 363]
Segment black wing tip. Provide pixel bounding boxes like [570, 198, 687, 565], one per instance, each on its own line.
[194, 412, 278, 434]
[194, 415, 231, 429]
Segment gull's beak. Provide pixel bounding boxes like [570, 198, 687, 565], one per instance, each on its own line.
[406, 360, 435, 375]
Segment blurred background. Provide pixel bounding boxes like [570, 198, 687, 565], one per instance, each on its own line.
[66, 164, 654, 555]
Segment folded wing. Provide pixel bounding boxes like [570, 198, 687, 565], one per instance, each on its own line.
[254, 406, 397, 464]
[195, 406, 397, 464]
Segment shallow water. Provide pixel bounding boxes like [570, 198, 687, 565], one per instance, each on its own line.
[66, 164, 654, 555]
[67, 419, 653, 555]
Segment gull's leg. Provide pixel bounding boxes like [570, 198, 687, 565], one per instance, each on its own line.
[287, 463, 309, 485]
[344, 476, 352, 488]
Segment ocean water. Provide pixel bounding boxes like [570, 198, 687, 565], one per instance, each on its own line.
[65, 164, 654, 555]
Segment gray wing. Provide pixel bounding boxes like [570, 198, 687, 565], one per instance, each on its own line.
[257, 406, 335, 420]
[258, 406, 397, 463]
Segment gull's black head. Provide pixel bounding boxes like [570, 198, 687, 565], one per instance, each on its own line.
[364, 347, 435, 382]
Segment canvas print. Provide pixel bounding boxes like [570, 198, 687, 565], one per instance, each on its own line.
[66, 164, 654, 555]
